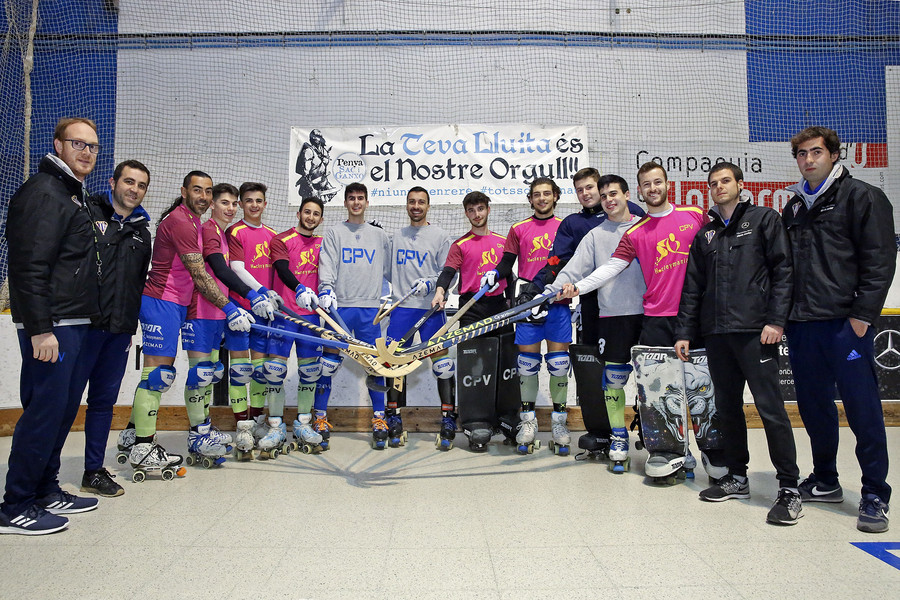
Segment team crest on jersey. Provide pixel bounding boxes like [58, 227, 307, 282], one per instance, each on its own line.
[478, 247, 498, 270]
[95, 220, 108, 235]
[655, 233, 689, 264]
[252, 241, 270, 262]
[705, 230, 715, 244]
[531, 233, 552, 253]
[297, 249, 318, 268]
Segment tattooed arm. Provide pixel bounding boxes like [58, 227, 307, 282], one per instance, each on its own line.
[181, 252, 230, 309]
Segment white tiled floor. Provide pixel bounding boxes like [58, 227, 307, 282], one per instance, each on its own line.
[1, 427, 898, 600]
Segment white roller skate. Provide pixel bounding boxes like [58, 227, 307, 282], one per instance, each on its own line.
[292, 413, 323, 454]
[201, 417, 233, 446]
[608, 427, 631, 473]
[186, 425, 231, 469]
[257, 417, 290, 459]
[128, 442, 186, 483]
[251, 414, 268, 445]
[115, 427, 136, 465]
[515, 410, 540, 454]
[645, 452, 689, 485]
[548, 410, 570, 456]
[233, 419, 256, 461]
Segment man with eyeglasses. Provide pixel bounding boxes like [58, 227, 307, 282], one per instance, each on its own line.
[1, 117, 104, 535]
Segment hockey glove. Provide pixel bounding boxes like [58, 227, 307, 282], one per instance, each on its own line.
[318, 289, 338, 311]
[246, 289, 275, 321]
[224, 301, 255, 333]
[516, 281, 548, 324]
[409, 277, 434, 297]
[479, 269, 501, 293]
[295, 284, 319, 311]
[261, 286, 284, 310]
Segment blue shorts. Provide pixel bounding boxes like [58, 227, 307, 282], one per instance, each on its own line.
[181, 318, 225, 354]
[268, 315, 323, 359]
[515, 303, 573, 346]
[139, 295, 187, 358]
[336, 307, 381, 345]
[224, 324, 268, 354]
[386, 307, 446, 344]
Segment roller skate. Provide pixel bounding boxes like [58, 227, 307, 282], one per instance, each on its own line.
[257, 417, 290, 459]
[435, 412, 457, 451]
[291, 413, 324, 454]
[128, 442, 186, 483]
[115, 426, 136, 465]
[251, 414, 268, 445]
[387, 412, 407, 448]
[608, 427, 631, 473]
[186, 425, 231, 469]
[515, 410, 540, 455]
[371, 417, 389, 450]
[645, 451, 689, 486]
[201, 417, 233, 446]
[574, 432, 610, 461]
[548, 410, 570, 456]
[463, 421, 492, 452]
[233, 419, 256, 461]
[313, 414, 333, 451]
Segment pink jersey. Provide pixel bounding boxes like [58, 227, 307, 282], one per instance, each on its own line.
[270, 228, 322, 316]
[445, 230, 507, 296]
[504, 215, 561, 281]
[227, 219, 276, 310]
[612, 206, 708, 317]
[143, 203, 201, 306]
[188, 219, 230, 321]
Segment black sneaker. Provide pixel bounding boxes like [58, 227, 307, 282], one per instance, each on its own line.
[699, 474, 750, 502]
[767, 488, 803, 525]
[0, 505, 68, 535]
[36, 490, 99, 515]
[857, 494, 890, 534]
[798, 474, 843, 503]
[81, 468, 124, 498]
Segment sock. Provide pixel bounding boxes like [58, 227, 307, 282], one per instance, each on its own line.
[297, 357, 317, 414]
[185, 358, 208, 427]
[133, 367, 161, 439]
[549, 374, 568, 405]
[604, 386, 627, 429]
[229, 357, 251, 416]
[249, 357, 267, 410]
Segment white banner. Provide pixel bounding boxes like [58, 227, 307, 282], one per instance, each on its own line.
[288, 124, 590, 206]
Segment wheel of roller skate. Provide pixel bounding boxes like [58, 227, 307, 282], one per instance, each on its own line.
[186, 454, 196, 467]
[272, 449, 280, 458]
[635, 440, 644, 451]
[434, 433, 441, 449]
[534, 440, 541, 450]
[162, 468, 176, 481]
[288, 441, 298, 452]
[132, 470, 146, 483]
[116, 452, 128, 465]
[557, 445, 569, 457]
[301, 443, 313, 454]
[401, 431, 408, 444]
[282, 444, 291, 455]
[201, 457, 214, 469]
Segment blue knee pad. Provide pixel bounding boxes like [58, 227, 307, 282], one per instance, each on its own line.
[298, 359, 323, 384]
[210, 361, 225, 385]
[253, 359, 288, 385]
[545, 351, 570, 377]
[229, 362, 253, 386]
[143, 365, 177, 392]
[431, 356, 455, 380]
[186, 361, 216, 390]
[517, 352, 542, 377]
[321, 354, 343, 378]
[604, 363, 633, 389]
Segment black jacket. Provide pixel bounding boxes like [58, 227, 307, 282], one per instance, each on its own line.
[782, 169, 896, 324]
[676, 200, 792, 340]
[7, 155, 100, 336]
[89, 190, 152, 334]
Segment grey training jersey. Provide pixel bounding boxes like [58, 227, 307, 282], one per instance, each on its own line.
[390, 223, 451, 310]
[318, 221, 391, 308]
[552, 216, 645, 317]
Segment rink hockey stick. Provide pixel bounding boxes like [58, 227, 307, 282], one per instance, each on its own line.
[432, 282, 490, 338]
[316, 306, 352, 339]
[373, 286, 417, 325]
[275, 307, 377, 353]
[374, 291, 554, 364]
[375, 303, 444, 360]
[250, 323, 351, 353]
[325, 305, 352, 334]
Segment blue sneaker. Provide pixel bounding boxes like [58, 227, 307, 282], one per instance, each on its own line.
[857, 494, 890, 534]
[0, 505, 69, 535]
[36, 490, 99, 515]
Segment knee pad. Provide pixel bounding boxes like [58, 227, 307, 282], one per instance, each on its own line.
[431, 356, 455, 380]
[604, 363, 633, 390]
[298, 359, 322, 384]
[253, 359, 288, 385]
[545, 351, 570, 377]
[229, 362, 253, 386]
[517, 352, 542, 378]
[145, 365, 176, 392]
[321, 354, 343, 378]
[186, 361, 216, 390]
[210, 361, 225, 385]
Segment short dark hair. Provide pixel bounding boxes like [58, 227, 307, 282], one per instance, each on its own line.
[637, 161, 667, 183]
[529, 177, 561, 202]
[790, 126, 841, 158]
[597, 174, 628, 194]
[239, 181, 267, 200]
[572, 167, 601, 186]
[463, 191, 491, 209]
[213, 182, 239, 199]
[407, 186, 430, 203]
[183, 170, 212, 188]
[113, 159, 150, 183]
[299, 196, 325, 214]
[708, 162, 744, 183]
[345, 182, 368, 200]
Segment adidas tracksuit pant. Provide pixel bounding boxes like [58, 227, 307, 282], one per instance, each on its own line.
[786, 318, 891, 503]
